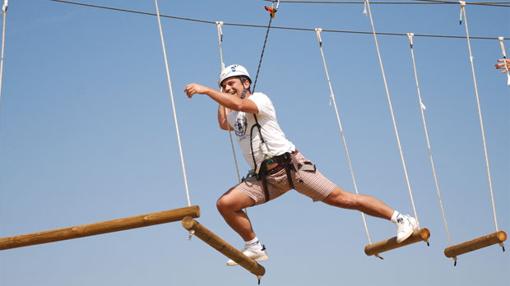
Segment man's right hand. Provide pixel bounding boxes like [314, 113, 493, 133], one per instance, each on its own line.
[184, 83, 210, 98]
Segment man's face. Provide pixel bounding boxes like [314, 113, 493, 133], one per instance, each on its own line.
[221, 77, 249, 98]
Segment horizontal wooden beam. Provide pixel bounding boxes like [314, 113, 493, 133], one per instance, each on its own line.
[181, 217, 265, 277]
[364, 228, 430, 256]
[444, 231, 507, 259]
[0, 205, 200, 251]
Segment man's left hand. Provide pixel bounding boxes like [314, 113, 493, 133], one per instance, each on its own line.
[495, 59, 510, 73]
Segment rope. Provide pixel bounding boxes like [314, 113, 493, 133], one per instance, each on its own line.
[315, 28, 373, 244]
[415, 0, 510, 7]
[50, 1, 509, 41]
[274, 0, 510, 7]
[406, 33, 451, 242]
[459, 1, 499, 231]
[153, 0, 191, 207]
[363, 0, 420, 223]
[216, 21, 242, 183]
[498, 37, 510, 86]
[251, 0, 281, 93]
[216, 21, 226, 72]
[0, 0, 8, 105]
[251, 20, 273, 93]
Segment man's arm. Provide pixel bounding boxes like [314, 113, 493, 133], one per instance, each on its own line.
[218, 105, 232, 131]
[185, 83, 259, 114]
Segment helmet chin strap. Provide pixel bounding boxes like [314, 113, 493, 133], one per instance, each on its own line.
[240, 88, 248, 99]
[239, 77, 251, 99]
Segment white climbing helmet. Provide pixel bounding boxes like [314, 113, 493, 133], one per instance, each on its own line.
[218, 64, 252, 87]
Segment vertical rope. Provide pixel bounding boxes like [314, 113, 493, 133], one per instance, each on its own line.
[315, 28, 373, 244]
[0, 0, 8, 104]
[363, 0, 419, 223]
[216, 21, 226, 72]
[497, 37, 510, 86]
[216, 21, 242, 183]
[153, 0, 191, 207]
[251, 16, 273, 94]
[406, 33, 451, 242]
[252, 0, 280, 93]
[459, 1, 499, 231]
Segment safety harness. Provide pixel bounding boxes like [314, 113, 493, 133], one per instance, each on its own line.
[248, 112, 295, 203]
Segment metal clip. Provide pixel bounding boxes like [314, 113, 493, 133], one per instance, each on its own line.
[2, 0, 8, 13]
[264, 0, 279, 18]
[315, 28, 323, 48]
[406, 32, 415, 49]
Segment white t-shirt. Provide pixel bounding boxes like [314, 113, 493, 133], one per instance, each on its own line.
[227, 92, 295, 170]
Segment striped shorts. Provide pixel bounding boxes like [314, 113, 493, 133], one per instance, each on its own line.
[233, 151, 337, 205]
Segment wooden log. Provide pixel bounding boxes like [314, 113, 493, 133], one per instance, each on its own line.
[364, 228, 430, 256]
[0, 205, 200, 251]
[444, 231, 507, 258]
[181, 217, 265, 277]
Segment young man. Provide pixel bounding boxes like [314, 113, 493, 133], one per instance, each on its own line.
[184, 64, 418, 265]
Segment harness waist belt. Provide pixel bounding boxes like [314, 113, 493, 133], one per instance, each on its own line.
[258, 151, 296, 202]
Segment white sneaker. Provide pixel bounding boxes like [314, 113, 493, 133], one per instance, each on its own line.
[396, 214, 419, 243]
[226, 245, 269, 266]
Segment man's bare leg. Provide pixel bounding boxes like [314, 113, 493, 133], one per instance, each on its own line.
[322, 187, 393, 219]
[323, 187, 419, 242]
[216, 188, 257, 241]
[217, 188, 268, 265]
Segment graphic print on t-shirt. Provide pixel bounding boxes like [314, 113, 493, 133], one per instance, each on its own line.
[234, 113, 248, 138]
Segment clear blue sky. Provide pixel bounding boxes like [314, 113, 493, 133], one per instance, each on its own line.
[0, 1, 508, 285]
